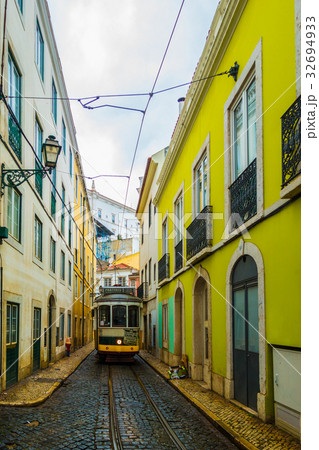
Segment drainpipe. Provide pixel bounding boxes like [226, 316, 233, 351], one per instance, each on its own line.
[82, 198, 85, 347]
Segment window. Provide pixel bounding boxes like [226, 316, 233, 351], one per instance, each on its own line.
[112, 305, 126, 327]
[154, 205, 156, 215]
[68, 211, 72, 248]
[112, 214, 115, 223]
[59, 312, 64, 340]
[99, 305, 110, 327]
[141, 223, 144, 245]
[68, 261, 72, 286]
[75, 274, 78, 297]
[36, 20, 44, 79]
[148, 259, 152, 285]
[144, 265, 147, 287]
[75, 175, 78, 200]
[69, 147, 72, 176]
[52, 79, 57, 123]
[175, 195, 183, 244]
[125, 219, 128, 228]
[98, 209, 102, 218]
[34, 216, 42, 261]
[141, 269, 144, 284]
[128, 306, 139, 327]
[232, 78, 256, 181]
[195, 154, 208, 214]
[61, 185, 65, 235]
[17, 0, 23, 13]
[62, 119, 66, 154]
[50, 238, 56, 272]
[61, 251, 65, 280]
[87, 255, 89, 280]
[162, 219, 168, 255]
[118, 276, 126, 286]
[104, 277, 112, 287]
[6, 303, 18, 345]
[154, 263, 156, 282]
[35, 118, 43, 196]
[51, 169, 56, 220]
[149, 200, 152, 227]
[8, 52, 22, 159]
[7, 186, 21, 242]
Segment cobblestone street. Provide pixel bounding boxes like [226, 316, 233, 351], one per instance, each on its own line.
[0, 353, 235, 449]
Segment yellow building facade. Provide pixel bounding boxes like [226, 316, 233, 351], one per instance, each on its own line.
[73, 153, 96, 350]
[154, 0, 300, 437]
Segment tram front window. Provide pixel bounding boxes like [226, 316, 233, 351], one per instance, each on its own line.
[99, 305, 110, 327]
[128, 305, 139, 327]
[112, 305, 126, 327]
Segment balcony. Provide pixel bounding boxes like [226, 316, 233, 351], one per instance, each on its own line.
[8, 114, 22, 161]
[281, 96, 301, 188]
[158, 253, 170, 283]
[137, 282, 148, 299]
[229, 158, 257, 230]
[175, 240, 183, 272]
[186, 205, 213, 260]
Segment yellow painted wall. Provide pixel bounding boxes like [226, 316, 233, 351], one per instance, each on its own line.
[157, 0, 300, 381]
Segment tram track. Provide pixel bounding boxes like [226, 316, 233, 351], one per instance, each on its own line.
[107, 365, 124, 450]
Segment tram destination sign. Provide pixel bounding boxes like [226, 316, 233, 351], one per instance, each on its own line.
[124, 329, 139, 345]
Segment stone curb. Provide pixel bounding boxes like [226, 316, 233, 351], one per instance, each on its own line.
[139, 354, 258, 450]
[0, 349, 94, 407]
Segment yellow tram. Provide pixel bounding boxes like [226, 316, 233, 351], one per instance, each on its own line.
[93, 286, 143, 362]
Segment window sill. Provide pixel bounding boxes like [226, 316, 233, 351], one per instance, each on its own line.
[186, 246, 214, 267]
[280, 175, 301, 199]
[32, 255, 44, 270]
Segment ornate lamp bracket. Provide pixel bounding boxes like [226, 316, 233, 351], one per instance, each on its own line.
[228, 62, 239, 82]
[1, 163, 48, 196]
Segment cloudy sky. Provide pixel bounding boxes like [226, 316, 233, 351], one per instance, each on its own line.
[46, 0, 219, 208]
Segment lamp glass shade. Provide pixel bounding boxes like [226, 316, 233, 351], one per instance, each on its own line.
[42, 135, 61, 168]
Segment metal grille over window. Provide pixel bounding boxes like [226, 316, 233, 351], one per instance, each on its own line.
[186, 205, 213, 260]
[229, 158, 257, 230]
[281, 96, 301, 188]
[137, 282, 148, 299]
[158, 253, 170, 283]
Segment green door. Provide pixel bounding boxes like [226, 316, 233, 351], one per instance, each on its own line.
[6, 303, 19, 388]
[33, 308, 41, 372]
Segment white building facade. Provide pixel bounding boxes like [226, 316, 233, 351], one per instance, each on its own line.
[88, 185, 139, 262]
[0, 0, 79, 389]
[136, 148, 166, 355]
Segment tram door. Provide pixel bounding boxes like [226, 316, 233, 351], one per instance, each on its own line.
[6, 303, 19, 388]
[233, 256, 259, 411]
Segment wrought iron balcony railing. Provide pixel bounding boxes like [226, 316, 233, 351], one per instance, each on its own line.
[229, 158, 257, 230]
[137, 282, 148, 299]
[8, 114, 22, 161]
[186, 205, 213, 260]
[281, 96, 301, 188]
[158, 253, 170, 283]
[175, 239, 183, 272]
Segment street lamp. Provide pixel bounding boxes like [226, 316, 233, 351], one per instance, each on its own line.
[1, 135, 61, 196]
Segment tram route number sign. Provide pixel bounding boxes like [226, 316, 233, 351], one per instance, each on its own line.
[124, 329, 139, 345]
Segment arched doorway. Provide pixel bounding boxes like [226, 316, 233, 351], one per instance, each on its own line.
[193, 274, 211, 386]
[48, 295, 56, 363]
[174, 287, 183, 361]
[232, 255, 259, 411]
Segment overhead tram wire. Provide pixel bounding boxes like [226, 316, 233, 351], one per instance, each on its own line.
[0, 90, 101, 268]
[121, 0, 186, 227]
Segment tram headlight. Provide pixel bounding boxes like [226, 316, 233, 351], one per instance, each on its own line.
[116, 339, 122, 345]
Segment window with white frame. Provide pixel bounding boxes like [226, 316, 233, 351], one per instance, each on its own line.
[69, 147, 72, 176]
[17, 0, 23, 13]
[194, 154, 208, 214]
[98, 209, 102, 218]
[232, 78, 257, 181]
[75, 274, 78, 297]
[36, 19, 44, 80]
[68, 261, 72, 286]
[52, 79, 57, 123]
[175, 195, 183, 244]
[50, 237, 56, 273]
[62, 118, 66, 155]
[59, 312, 64, 340]
[34, 216, 42, 261]
[7, 186, 21, 242]
[35, 118, 43, 196]
[104, 277, 112, 287]
[75, 175, 78, 200]
[112, 214, 115, 223]
[162, 219, 168, 255]
[118, 276, 126, 286]
[61, 251, 65, 280]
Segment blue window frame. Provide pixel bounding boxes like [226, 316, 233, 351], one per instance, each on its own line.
[36, 20, 44, 80]
[35, 118, 43, 196]
[52, 79, 57, 123]
[62, 119, 66, 154]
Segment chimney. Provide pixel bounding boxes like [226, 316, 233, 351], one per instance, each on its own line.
[178, 97, 185, 114]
